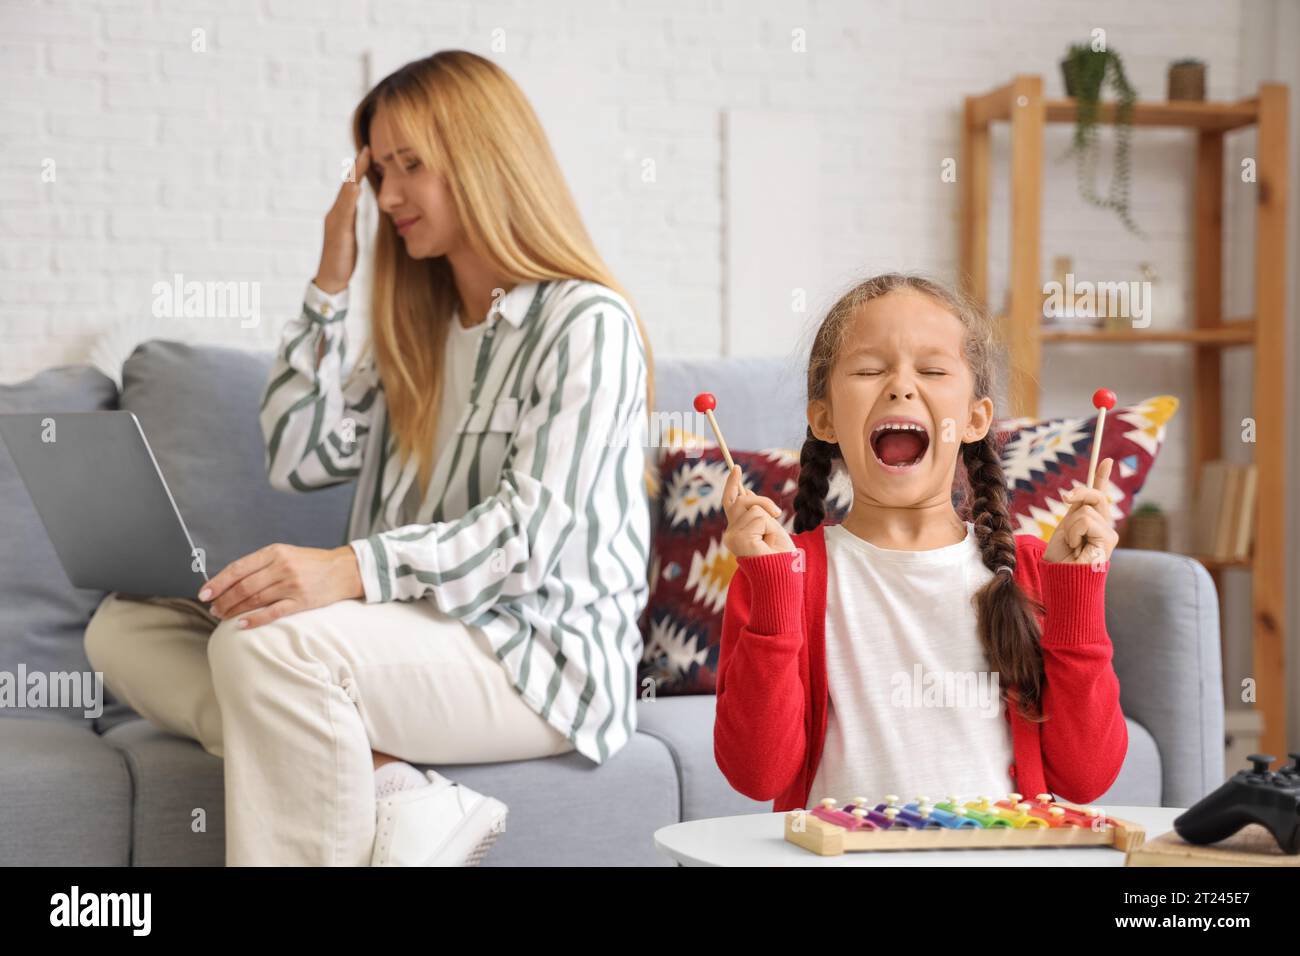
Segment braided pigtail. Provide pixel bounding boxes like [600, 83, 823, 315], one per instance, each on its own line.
[793, 428, 841, 534]
[961, 432, 1047, 722]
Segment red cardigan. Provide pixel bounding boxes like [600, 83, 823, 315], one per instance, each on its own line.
[714, 525, 1128, 812]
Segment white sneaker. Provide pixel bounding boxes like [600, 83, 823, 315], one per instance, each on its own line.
[370, 770, 508, 867]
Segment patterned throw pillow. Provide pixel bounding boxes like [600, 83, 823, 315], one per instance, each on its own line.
[992, 394, 1179, 539]
[638, 444, 845, 698]
[638, 395, 1178, 696]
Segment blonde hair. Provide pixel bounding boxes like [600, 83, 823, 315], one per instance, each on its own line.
[351, 50, 656, 497]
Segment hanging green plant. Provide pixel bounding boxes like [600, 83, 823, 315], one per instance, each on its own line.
[1060, 43, 1142, 236]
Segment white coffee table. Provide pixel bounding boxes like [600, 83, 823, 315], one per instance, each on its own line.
[654, 806, 1185, 866]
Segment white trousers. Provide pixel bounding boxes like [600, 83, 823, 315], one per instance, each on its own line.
[84, 593, 573, 865]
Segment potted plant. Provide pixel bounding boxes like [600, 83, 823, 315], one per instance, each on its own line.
[1060, 42, 1142, 235]
[1168, 58, 1206, 101]
[1120, 501, 1168, 551]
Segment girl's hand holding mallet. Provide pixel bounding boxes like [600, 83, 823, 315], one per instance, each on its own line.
[721, 464, 794, 558]
[696, 391, 796, 557]
[1044, 388, 1120, 568]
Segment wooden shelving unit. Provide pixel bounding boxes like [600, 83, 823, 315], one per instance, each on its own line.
[959, 74, 1290, 758]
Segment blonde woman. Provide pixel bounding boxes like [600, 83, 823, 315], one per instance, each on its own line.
[84, 51, 654, 866]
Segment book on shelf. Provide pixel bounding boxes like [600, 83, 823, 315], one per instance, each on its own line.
[1192, 460, 1257, 561]
[1234, 464, 1258, 559]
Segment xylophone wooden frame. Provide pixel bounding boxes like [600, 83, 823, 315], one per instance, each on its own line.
[784, 803, 1147, 856]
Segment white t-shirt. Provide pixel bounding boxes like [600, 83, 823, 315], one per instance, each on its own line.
[807, 521, 1016, 806]
[402, 311, 486, 517]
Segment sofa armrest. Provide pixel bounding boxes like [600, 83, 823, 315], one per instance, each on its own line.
[1104, 547, 1224, 807]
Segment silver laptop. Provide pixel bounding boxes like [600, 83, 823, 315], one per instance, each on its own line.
[0, 410, 209, 599]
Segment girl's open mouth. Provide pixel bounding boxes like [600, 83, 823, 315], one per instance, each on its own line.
[869, 420, 930, 473]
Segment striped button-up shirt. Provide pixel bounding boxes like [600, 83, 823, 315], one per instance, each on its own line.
[259, 278, 651, 763]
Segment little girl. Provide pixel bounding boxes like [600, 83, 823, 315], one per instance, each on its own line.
[714, 273, 1127, 811]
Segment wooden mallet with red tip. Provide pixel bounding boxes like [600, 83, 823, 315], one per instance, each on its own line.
[693, 392, 735, 471]
[1088, 388, 1117, 486]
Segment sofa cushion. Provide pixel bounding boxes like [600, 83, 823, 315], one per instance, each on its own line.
[0, 364, 137, 725]
[1105, 547, 1223, 807]
[432, 735, 681, 866]
[0, 716, 133, 864]
[102, 715, 681, 866]
[119, 341, 354, 578]
[636, 695, 771, 820]
[99, 717, 227, 865]
[637, 697, 1163, 812]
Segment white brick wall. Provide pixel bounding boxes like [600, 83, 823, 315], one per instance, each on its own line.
[0, 0, 1258, 372]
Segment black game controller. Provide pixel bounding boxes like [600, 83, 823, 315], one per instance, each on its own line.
[1174, 753, 1300, 854]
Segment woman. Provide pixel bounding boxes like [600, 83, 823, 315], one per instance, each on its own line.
[84, 51, 654, 866]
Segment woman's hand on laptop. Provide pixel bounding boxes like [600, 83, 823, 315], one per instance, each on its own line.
[197, 544, 365, 628]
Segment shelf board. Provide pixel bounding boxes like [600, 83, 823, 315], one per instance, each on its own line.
[967, 81, 1260, 132]
[992, 319, 1256, 346]
[1038, 323, 1256, 346]
[1044, 97, 1259, 132]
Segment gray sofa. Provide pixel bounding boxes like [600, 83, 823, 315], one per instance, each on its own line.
[0, 341, 1225, 866]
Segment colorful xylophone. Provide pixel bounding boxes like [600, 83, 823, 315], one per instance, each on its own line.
[784, 793, 1146, 856]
